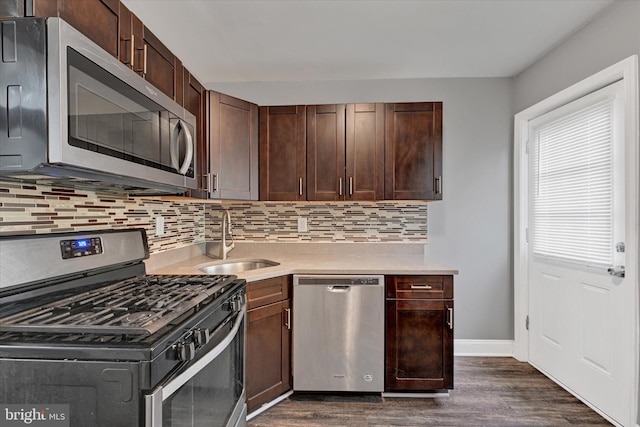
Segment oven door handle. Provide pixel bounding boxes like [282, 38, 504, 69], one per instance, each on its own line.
[145, 303, 246, 427]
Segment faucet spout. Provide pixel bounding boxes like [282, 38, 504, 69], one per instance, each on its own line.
[220, 209, 235, 259]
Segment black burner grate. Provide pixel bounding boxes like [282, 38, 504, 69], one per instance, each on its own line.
[0, 275, 235, 336]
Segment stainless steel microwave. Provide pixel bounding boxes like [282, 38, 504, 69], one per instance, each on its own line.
[0, 17, 196, 194]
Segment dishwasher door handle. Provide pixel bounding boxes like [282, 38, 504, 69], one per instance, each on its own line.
[327, 285, 351, 292]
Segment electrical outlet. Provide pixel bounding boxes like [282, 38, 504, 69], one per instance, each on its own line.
[155, 216, 165, 236]
[297, 217, 308, 233]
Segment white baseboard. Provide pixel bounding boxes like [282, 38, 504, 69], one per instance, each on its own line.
[454, 339, 514, 356]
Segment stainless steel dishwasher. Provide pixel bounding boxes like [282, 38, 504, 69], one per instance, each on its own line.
[293, 275, 385, 392]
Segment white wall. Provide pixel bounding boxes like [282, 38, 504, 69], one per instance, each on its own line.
[212, 77, 514, 340]
[514, 0, 640, 113]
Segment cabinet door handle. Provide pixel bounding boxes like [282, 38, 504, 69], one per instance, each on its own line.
[206, 173, 219, 195]
[284, 308, 291, 330]
[349, 177, 353, 196]
[204, 173, 211, 193]
[410, 284, 433, 290]
[142, 43, 147, 76]
[299, 178, 303, 197]
[130, 34, 135, 68]
[435, 176, 442, 195]
[447, 307, 453, 330]
[339, 177, 343, 196]
[134, 45, 145, 74]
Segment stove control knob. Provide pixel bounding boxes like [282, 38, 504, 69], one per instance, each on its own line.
[224, 298, 236, 312]
[193, 328, 210, 347]
[176, 342, 196, 361]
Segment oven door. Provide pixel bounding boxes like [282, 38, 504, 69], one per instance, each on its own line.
[145, 304, 246, 427]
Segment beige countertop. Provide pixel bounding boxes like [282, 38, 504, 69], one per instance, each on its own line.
[146, 242, 458, 282]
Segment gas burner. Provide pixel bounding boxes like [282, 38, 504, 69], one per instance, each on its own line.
[0, 275, 235, 336]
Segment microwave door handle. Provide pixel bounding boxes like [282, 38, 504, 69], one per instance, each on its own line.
[179, 122, 194, 175]
[170, 121, 181, 172]
[170, 120, 194, 175]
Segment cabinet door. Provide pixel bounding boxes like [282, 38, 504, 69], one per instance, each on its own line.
[259, 106, 306, 201]
[306, 104, 346, 201]
[184, 72, 206, 198]
[385, 298, 453, 390]
[246, 299, 292, 413]
[385, 102, 443, 200]
[141, 25, 176, 100]
[346, 103, 385, 201]
[118, 3, 133, 68]
[210, 92, 259, 200]
[37, 0, 120, 57]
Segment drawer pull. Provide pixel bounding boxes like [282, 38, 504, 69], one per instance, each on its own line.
[410, 284, 433, 290]
[447, 307, 453, 330]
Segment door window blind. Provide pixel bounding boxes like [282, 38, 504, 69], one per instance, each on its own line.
[532, 98, 614, 267]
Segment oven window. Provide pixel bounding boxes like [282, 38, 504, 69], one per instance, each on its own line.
[162, 322, 244, 427]
[66, 47, 194, 178]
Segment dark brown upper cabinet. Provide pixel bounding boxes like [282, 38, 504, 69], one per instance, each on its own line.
[306, 104, 346, 201]
[346, 103, 385, 200]
[120, 6, 179, 102]
[140, 25, 177, 100]
[385, 102, 443, 200]
[259, 106, 307, 201]
[307, 103, 384, 201]
[32, 0, 120, 57]
[184, 71, 206, 199]
[118, 3, 143, 72]
[209, 92, 259, 200]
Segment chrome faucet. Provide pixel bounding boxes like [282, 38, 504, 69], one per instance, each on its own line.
[219, 209, 235, 259]
[206, 208, 236, 260]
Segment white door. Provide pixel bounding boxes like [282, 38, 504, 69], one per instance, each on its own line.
[527, 79, 636, 426]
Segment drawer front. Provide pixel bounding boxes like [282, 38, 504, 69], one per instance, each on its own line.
[247, 275, 292, 309]
[386, 275, 453, 299]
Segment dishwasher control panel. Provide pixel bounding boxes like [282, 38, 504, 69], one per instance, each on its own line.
[296, 276, 382, 286]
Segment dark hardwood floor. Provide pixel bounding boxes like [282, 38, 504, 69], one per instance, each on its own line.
[248, 357, 611, 426]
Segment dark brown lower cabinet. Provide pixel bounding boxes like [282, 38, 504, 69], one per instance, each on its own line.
[246, 276, 292, 413]
[385, 275, 454, 391]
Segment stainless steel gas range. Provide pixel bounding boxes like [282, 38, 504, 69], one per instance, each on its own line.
[0, 229, 247, 427]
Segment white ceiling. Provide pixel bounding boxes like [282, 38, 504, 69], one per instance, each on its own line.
[121, 0, 613, 89]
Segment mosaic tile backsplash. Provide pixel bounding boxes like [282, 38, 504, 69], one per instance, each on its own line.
[207, 201, 428, 243]
[0, 182, 204, 253]
[0, 181, 428, 254]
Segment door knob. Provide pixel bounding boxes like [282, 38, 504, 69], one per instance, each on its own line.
[607, 265, 625, 278]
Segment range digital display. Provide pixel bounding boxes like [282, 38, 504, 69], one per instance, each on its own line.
[76, 239, 89, 248]
[60, 237, 103, 259]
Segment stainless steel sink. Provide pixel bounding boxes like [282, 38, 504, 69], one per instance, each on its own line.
[198, 259, 280, 275]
